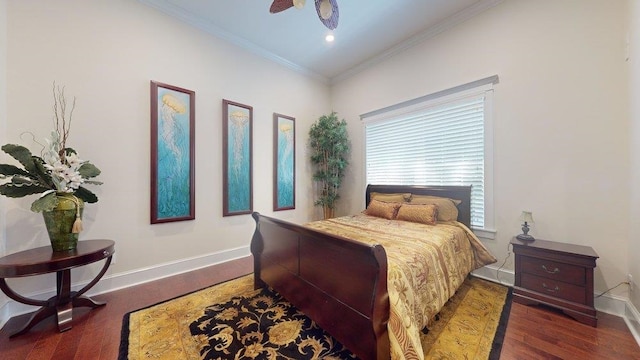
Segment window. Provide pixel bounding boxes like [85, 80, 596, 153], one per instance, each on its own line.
[362, 77, 496, 231]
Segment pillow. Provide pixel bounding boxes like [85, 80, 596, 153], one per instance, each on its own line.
[363, 199, 402, 219]
[370, 192, 412, 203]
[396, 204, 438, 225]
[409, 195, 461, 222]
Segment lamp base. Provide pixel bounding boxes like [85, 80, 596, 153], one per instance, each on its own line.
[516, 233, 535, 242]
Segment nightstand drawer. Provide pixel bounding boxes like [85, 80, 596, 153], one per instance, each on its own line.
[520, 256, 585, 285]
[521, 273, 586, 304]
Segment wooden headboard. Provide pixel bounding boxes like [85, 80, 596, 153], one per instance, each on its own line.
[365, 184, 472, 228]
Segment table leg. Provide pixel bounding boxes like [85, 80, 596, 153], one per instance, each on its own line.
[8, 305, 57, 338]
[73, 295, 106, 308]
[67, 255, 111, 312]
[74, 256, 112, 298]
[0, 279, 51, 338]
[54, 258, 110, 332]
[56, 270, 73, 332]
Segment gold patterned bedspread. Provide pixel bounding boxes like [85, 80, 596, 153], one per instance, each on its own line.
[304, 214, 497, 360]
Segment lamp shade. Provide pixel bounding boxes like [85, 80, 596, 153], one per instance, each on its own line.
[519, 211, 534, 223]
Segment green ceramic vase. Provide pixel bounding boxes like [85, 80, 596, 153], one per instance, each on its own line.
[42, 193, 84, 251]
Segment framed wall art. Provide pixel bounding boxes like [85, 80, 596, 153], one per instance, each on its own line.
[222, 99, 253, 216]
[273, 113, 295, 211]
[150, 81, 196, 224]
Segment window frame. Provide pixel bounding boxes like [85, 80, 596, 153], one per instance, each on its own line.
[360, 77, 497, 239]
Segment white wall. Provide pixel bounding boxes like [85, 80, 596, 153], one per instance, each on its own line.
[0, 0, 8, 317]
[331, 0, 631, 297]
[629, 0, 640, 310]
[0, 0, 7, 252]
[2, 0, 329, 306]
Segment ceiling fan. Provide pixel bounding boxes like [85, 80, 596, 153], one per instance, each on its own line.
[270, 0, 339, 30]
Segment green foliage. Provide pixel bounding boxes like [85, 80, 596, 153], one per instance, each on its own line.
[30, 192, 59, 213]
[74, 186, 99, 203]
[308, 112, 350, 211]
[2, 144, 41, 177]
[0, 145, 55, 201]
[0, 143, 101, 212]
[78, 163, 101, 180]
[0, 182, 52, 198]
[0, 163, 31, 178]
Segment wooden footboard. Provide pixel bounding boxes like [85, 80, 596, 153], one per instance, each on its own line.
[251, 212, 390, 360]
[250, 184, 472, 359]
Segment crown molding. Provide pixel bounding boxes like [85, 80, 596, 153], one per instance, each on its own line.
[137, 0, 329, 84]
[330, 0, 505, 85]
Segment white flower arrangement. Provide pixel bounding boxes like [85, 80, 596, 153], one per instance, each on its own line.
[0, 84, 102, 212]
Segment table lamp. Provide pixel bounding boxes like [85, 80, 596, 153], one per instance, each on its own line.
[516, 211, 535, 241]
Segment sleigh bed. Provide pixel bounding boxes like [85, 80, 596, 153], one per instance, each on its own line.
[250, 184, 496, 360]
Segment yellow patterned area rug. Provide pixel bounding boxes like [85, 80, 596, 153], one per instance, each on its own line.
[118, 275, 511, 360]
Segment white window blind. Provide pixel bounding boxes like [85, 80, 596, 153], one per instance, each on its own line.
[364, 92, 488, 228]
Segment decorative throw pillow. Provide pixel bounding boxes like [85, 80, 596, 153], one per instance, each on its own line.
[396, 204, 438, 225]
[370, 192, 412, 203]
[409, 195, 460, 222]
[363, 199, 402, 219]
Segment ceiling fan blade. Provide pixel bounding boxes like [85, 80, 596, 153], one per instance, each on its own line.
[270, 0, 294, 13]
[315, 0, 339, 30]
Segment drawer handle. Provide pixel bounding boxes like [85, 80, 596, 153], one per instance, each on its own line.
[541, 265, 560, 274]
[542, 283, 559, 293]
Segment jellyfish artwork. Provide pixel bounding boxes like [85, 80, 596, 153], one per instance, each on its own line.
[160, 93, 187, 171]
[229, 110, 249, 182]
[277, 119, 295, 208]
[278, 122, 294, 183]
[156, 91, 190, 218]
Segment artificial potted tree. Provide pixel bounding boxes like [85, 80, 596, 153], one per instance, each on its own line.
[308, 112, 350, 219]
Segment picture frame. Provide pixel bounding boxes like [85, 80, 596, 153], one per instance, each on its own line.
[273, 113, 295, 211]
[150, 81, 196, 224]
[222, 99, 253, 216]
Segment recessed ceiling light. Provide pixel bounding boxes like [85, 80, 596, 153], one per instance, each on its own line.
[325, 34, 335, 42]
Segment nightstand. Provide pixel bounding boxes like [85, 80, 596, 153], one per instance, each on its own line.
[510, 237, 599, 327]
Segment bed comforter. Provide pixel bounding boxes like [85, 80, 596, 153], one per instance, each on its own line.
[305, 214, 497, 360]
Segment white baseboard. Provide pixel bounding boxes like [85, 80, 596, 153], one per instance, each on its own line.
[625, 299, 640, 346]
[473, 264, 640, 347]
[0, 246, 251, 330]
[472, 263, 514, 287]
[0, 297, 9, 329]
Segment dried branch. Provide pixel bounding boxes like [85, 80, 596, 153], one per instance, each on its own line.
[52, 82, 76, 156]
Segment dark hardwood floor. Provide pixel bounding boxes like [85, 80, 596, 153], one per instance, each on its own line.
[0, 256, 253, 360]
[501, 301, 640, 359]
[1, 256, 638, 359]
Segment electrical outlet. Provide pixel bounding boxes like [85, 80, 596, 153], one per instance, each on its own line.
[628, 274, 634, 292]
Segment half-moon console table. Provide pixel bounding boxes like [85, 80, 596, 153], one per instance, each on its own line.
[0, 239, 115, 337]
